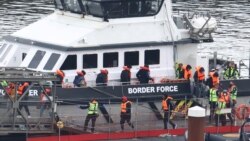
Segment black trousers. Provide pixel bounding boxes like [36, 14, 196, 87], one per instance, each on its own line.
[214, 114, 226, 126]
[84, 114, 97, 132]
[120, 113, 134, 130]
[18, 104, 30, 116]
[163, 111, 175, 129]
[226, 103, 234, 125]
[209, 101, 217, 122]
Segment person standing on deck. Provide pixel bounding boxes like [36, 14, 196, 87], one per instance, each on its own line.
[175, 63, 184, 79]
[228, 81, 237, 107]
[96, 69, 108, 86]
[136, 65, 153, 84]
[120, 66, 131, 85]
[221, 90, 234, 125]
[17, 82, 31, 118]
[206, 71, 220, 89]
[120, 96, 134, 131]
[208, 84, 219, 123]
[193, 66, 206, 97]
[214, 94, 227, 126]
[55, 69, 65, 87]
[183, 64, 192, 80]
[73, 70, 87, 87]
[223, 61, 239, 80]
[162, 95, 177, 129]
[80, 98, 99, 133]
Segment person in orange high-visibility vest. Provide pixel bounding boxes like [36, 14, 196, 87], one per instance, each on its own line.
[55, 69, 65, 87]
[162, 95, 177, 129]
[220, 90, 234, 125]
[206, 71, 220, 89]
[17, 82, 31, 118]
[193, 66, 205, 83]
[120, 96, 134, 131]
[182, 65, 192, 80]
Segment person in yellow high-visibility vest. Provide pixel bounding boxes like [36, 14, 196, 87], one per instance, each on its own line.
[214, 95, 226, 126]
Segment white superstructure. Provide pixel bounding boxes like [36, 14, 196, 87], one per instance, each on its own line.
[0, 0, 216, 84]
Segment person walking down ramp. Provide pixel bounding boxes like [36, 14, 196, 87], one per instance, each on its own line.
[120, 96, 134, 131]
[80, 98, 99, 133]
[162, 95, 177, 129]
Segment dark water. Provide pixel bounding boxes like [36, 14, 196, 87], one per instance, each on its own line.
[0, 0, 250, 61]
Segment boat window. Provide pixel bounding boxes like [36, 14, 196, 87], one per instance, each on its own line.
[60, 54, 77, 70]
[0, 45, 12, 62]
[103, 52, 118, 68]
[64, 0, 83, 14]
[44, 53, 61, 70]
[55, 0, 64, 10]
[83, 54, 98, 69]
[0, 43, 7, 58]
[144, 49, 159, 65]
[86, 1, 104, 17]
[124, 51, 139, 66]
[22, 53, 27, 61]
[28, 50, 46, 69]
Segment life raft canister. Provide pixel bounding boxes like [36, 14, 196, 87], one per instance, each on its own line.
[235, 104, 250, 120]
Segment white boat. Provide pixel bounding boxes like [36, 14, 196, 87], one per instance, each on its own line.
[0, 0, 216, 86]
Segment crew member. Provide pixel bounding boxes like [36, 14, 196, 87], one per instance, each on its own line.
[120, 96, 134, 131]
[73, 70, 87, 87]
[162, 95, 177, 129]
[175, 63, 184, 79]
[183, 64, 192, 80]
[214, 94, 226, 126]
[136, 65, 153, 84]
[120, 66, 131, 85]
[208, 84, 219, 123]
[221, 90, 234, 125]
[228, 81, 237, 107]
[96, 69, 108, 86]
[223, 61, 239, 80]
[17, 82, 31, 118]
[81, 98, 99, 133]
[206, 71, 219, 89]
[55, 69, 65, 87]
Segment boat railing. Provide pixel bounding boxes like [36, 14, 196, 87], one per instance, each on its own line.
[62, 77, 189, 88]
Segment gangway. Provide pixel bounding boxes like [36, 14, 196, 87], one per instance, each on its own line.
[0, 67, 59, 134]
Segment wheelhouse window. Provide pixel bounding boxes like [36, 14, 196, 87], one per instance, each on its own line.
[144, 49, 159, 65]
[28, 50, 46, 69]
[44, 53, 61, 70]
[60, 55, 77, 70]
[55, 0, 164, 18]
[55, 0, 64, 10]
[64, 0, 83, 13]
[124, 51, 139, 66]
[103, 52, 118, 68]
[22, 53, 27, 61]
[83, 54, 98, 69]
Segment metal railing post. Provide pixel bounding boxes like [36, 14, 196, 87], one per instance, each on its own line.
[135, 98, 138, 139]
[108, 99, 111, 140]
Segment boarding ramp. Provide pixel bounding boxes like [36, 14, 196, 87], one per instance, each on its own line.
[0, 67, 59, 134]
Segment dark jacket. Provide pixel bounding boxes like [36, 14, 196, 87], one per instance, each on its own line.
[96, 73, 107, 86]
[136, 68, 151, 84]
[120, 70, 131, 84]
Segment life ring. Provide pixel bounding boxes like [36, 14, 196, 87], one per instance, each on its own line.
[235, 104, 250, 120]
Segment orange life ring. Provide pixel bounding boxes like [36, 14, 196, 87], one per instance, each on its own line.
[235, 104, 250, 120]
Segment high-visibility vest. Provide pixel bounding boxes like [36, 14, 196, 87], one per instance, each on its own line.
[121, 101, 131, 113]
[162, 97, 173, 111]
[1, 80, 8, 87]
[215, 100, 226, 115]
[209, 88, 218, 102]
[223, 67, 239, 79]
[210, 72, 219, 86]
[196, 66, 205, 81]
[229, 85, 237, 100]
[88, 101, 98, 114]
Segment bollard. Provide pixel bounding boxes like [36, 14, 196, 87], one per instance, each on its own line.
[188, 106, 206, 141]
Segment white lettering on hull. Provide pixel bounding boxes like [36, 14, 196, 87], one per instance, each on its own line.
[128, 86, 178, 94]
